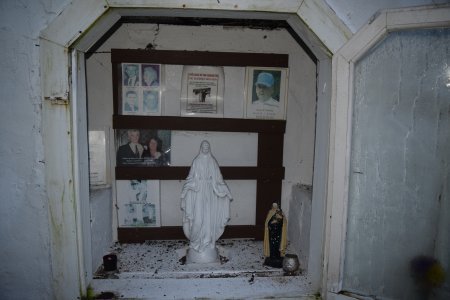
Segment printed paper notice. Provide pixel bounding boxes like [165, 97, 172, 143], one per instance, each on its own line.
[181, 66, 224, 117]
[89, 130, 107, 186]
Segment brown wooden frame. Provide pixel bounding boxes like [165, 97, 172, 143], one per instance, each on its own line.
[112, 49, 287, 242]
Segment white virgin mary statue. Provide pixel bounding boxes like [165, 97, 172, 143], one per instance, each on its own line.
[181, 140, 233, 263]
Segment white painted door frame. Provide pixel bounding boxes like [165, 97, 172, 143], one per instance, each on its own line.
[70, 49, 93, 290]
[324, 5, 450, 300]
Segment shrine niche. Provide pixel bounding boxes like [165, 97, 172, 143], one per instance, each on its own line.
[112, 49, 287, 242]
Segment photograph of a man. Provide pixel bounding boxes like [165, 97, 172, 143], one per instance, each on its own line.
[252, 71, 280, 107]
[116, 129, 143, 166]
[123, 90, 138, 113]
[246, 68, 286, 120]
[123, 64, 140, 86]
[142, 65, 159, 87]
[143, 90, 159, 113]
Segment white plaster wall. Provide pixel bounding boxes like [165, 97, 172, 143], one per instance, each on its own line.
[90, 187, 113, 272]
[0, 0, 70, 299]
[288, 184, 312, 270]
[87, 24, 316, 230]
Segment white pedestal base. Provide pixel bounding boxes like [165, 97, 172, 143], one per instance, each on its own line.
[186, 247, 219, 264]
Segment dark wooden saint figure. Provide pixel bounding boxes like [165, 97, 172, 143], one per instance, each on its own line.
[263, 203, 287, 268]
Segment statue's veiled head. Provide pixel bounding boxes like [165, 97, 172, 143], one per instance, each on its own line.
[200, 140, 211, 154]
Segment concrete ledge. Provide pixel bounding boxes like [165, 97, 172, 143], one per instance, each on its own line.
[91, 275, 316, 299]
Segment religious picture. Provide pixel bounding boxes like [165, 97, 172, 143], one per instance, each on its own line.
[245, 67, 288, 120]
[121, 63, 163, 116]
[116, 180, 161, 227]
[115, 129, 171, 167]
[180, 66, 224, 118]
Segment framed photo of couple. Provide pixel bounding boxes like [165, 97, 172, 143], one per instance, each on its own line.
[121, 63, 162, 116]
[245, 67, 288, 120]
[115, 129, 171, 167]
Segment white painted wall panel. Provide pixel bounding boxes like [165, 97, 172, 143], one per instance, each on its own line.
[106, 0, 303, 12]
[344, 28, 450, 299]
[160, 180, 257, 226]
[90, 187, 113, 271]
[170, 131, 257, 167]
[324, 0, 444, 33]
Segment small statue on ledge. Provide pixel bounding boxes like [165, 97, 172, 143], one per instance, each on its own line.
[263, 203, 287, 268]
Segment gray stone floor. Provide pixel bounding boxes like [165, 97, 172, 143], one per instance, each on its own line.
[91, 239, 316, 299]
[98, 239, 289, 278]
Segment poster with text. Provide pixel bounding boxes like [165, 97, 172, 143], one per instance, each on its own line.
[116, 180, 161, 227]
[180, 66, 224, 117]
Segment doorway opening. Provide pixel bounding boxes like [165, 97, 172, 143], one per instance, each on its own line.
[65, 8, 332, 298]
